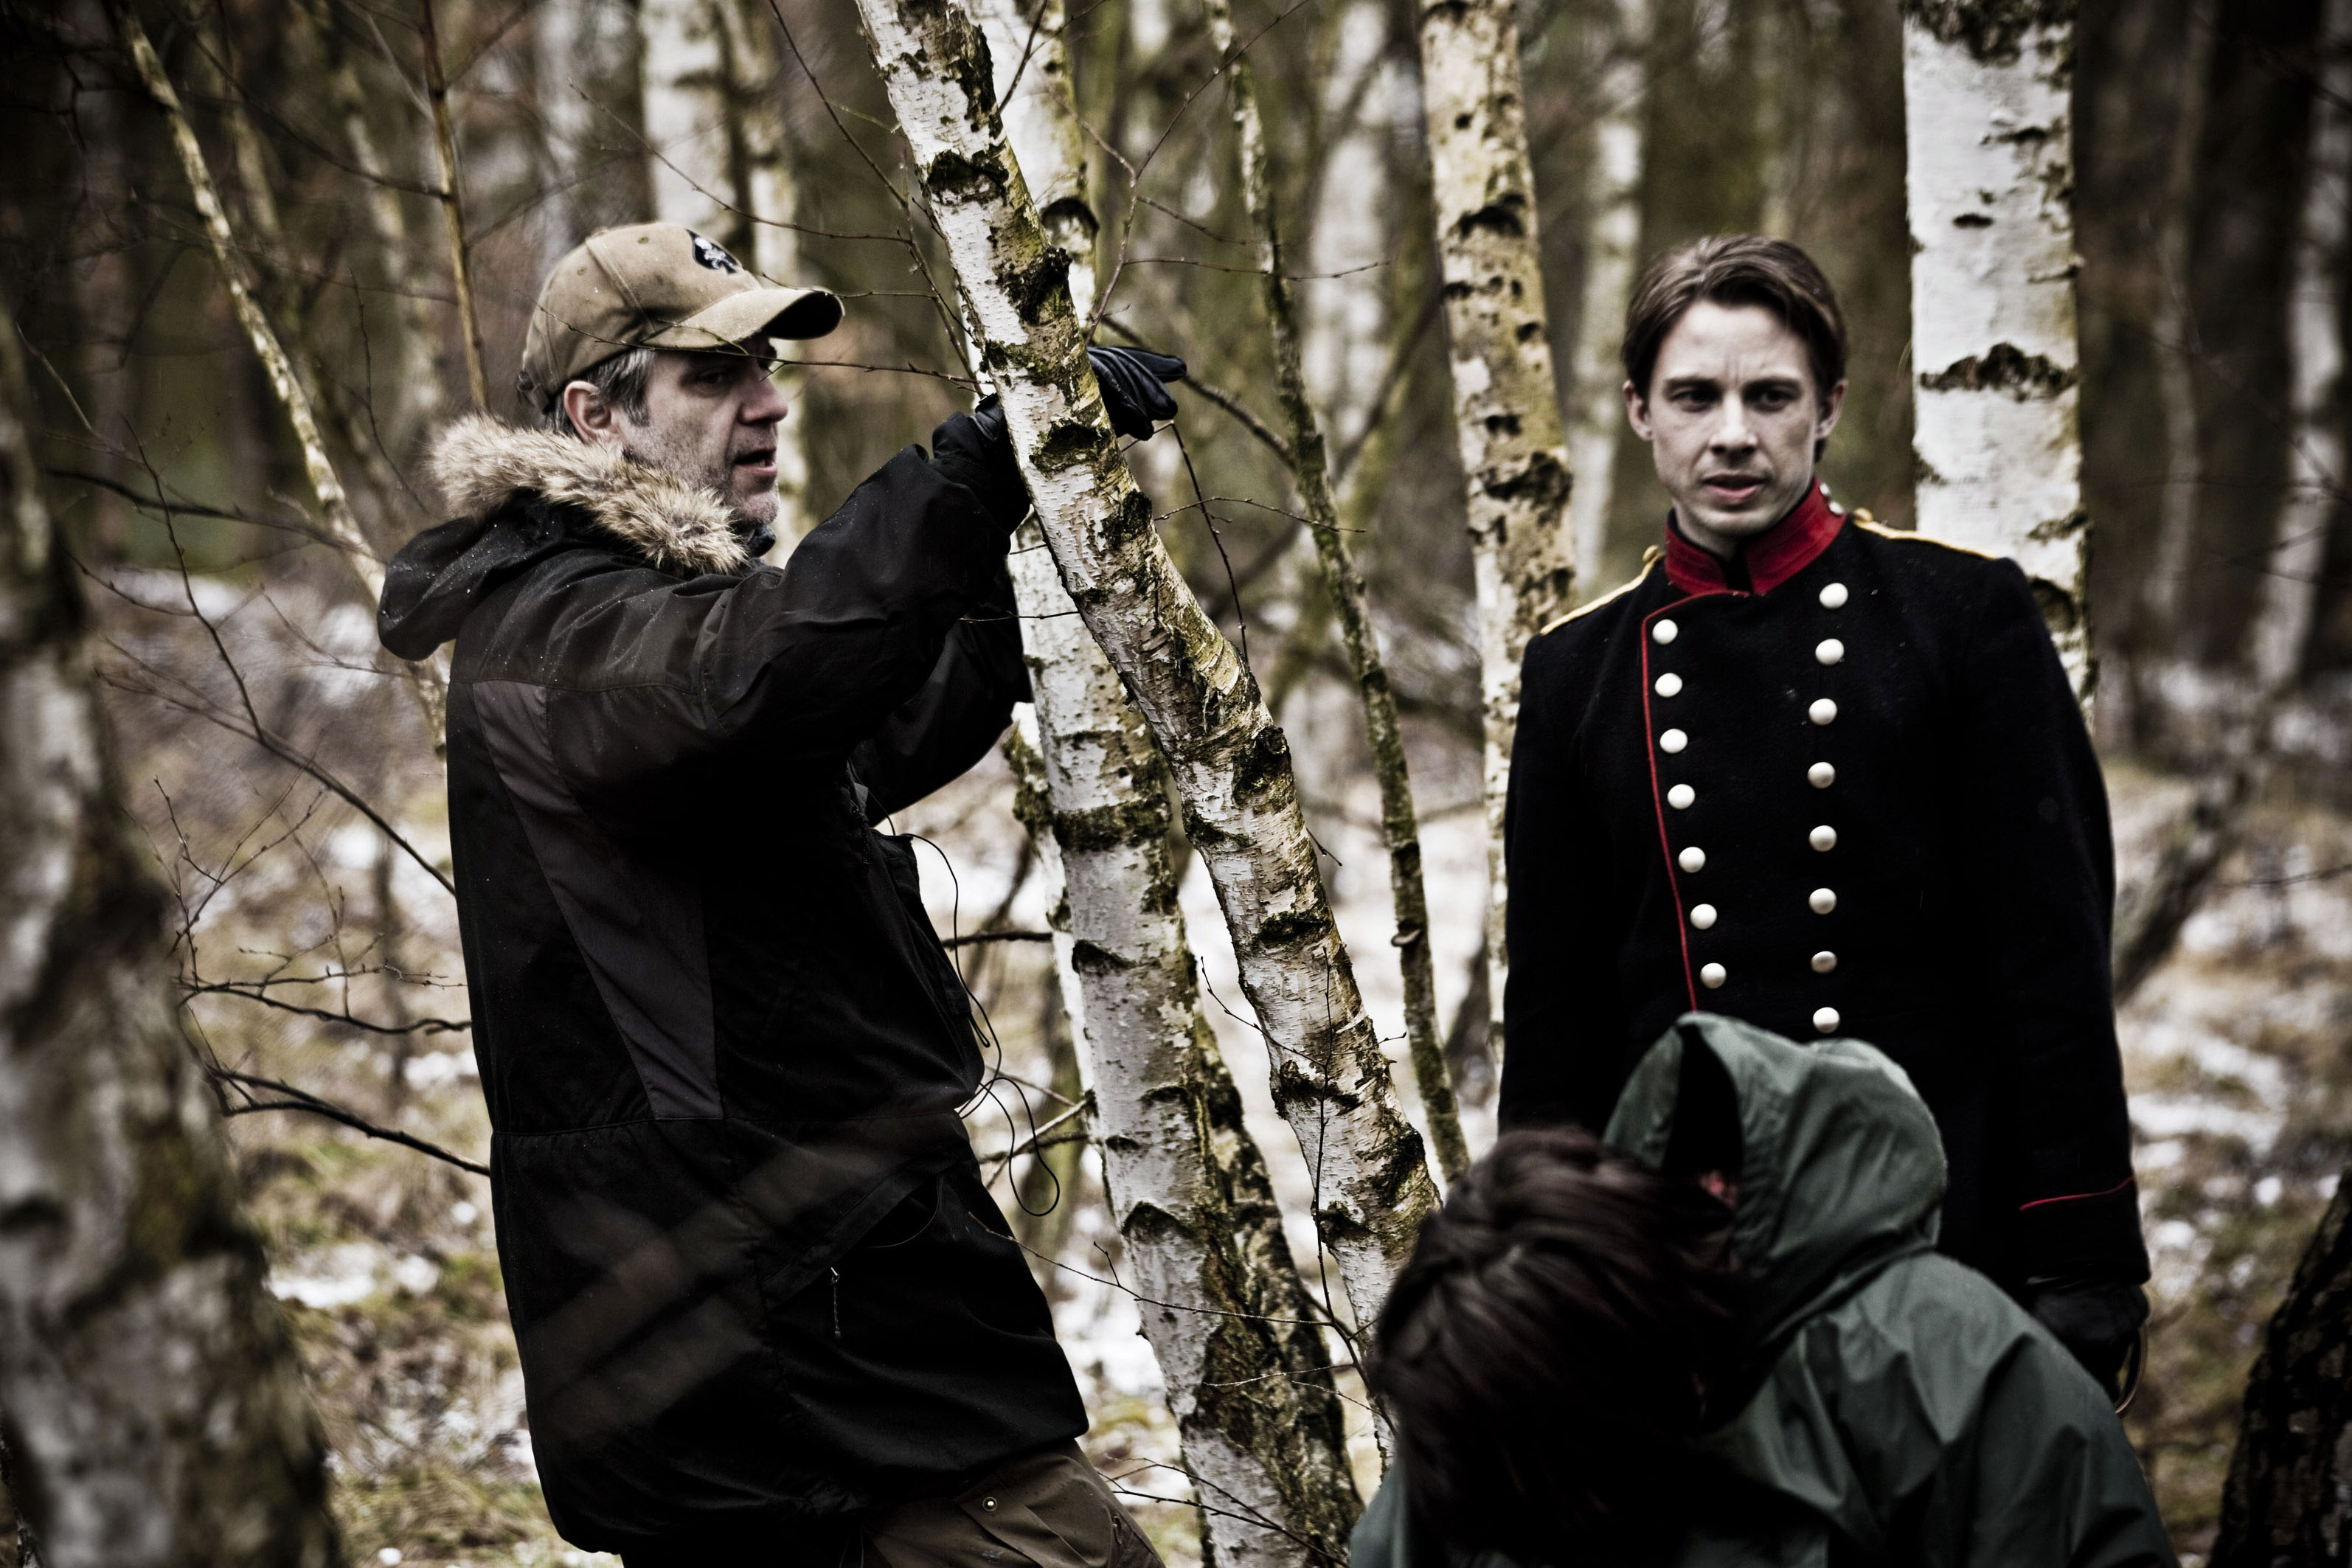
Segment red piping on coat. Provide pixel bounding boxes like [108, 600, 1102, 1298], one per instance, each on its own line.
[2017, 1176, 2138, 1212]
[1664, 481, 1845, 597]
[1639, 596, 1708, 1015]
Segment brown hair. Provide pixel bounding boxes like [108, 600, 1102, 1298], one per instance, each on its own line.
[1621, 235, 1848, 406]
[1366, 1127, 1739, 1562]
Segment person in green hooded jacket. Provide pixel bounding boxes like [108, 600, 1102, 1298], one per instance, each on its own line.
[1352, 1013, 2174, 1568]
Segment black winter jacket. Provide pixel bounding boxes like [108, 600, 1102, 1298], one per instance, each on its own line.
[1502, 483, 2148, 1293]
[378, 414, 1083, 1553]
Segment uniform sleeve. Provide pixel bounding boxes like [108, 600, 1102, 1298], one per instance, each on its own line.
[1499, 629, 1634, 1133]
[1947, 561, 2148, 1286]
[849, 560, 1031, 821]
[538, 417, 1019, 823]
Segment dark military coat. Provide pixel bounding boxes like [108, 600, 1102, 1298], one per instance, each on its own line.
[1500, 481, 2148, 1291]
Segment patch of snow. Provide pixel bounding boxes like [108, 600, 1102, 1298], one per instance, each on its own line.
[271, 1242, 384, 1308]
[405, 1050, 479, 1091]
[391, 1254, 442, 1295]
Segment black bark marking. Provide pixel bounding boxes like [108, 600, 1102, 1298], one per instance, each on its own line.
[1918, 341, 2077, 399]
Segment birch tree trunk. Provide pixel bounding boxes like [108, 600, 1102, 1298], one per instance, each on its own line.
[979, 15, 1363, 1547]
[1565, 0, 1649, 605]
[534, 0, 598, 276]
[1901, 0, 2092, 698]
[640, 0, 814, 543]
[851, 0, 1438, 1328]
[1004, 627, 1363, 1567]
[1207, 0, 1471, 1182]
[1414, 0, 1578, 1076]
[2112, 0, 2349, 1004]
[0, 302, 339, 1568]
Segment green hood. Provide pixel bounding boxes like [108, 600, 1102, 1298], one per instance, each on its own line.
[1603, 1013, 1945, 1364]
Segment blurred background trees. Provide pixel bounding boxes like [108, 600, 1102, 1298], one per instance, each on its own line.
[0, 0, 2345, 1562]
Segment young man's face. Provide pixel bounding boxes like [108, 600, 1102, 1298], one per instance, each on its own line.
[1624, 300, 1845, 558]
[569, 347, 789, 527]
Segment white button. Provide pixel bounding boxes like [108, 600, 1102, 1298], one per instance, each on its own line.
[1700, 962, 1727, 989]
[1815, 639, 1845, 666]
[1808, 761, 1836, 788]
[1653, 618, 1679, 644]
[1660, 728, 1688, 754]
[1679, 846, 1707, 873]
[1829, 502, 1846, 516]
[1813, 1006, 1841, 1033]
[1812, 950, 1837, 974]
[1654, 672, 1684, 698]
[1690, 903, 1718, 930]
[1668, 783, 1696, 810]
[1819, 582, 1849, 609]
[1809, 825, 1837, 852]
[1808, 698, 1838, 726]
[1809, 887, 1837, 915]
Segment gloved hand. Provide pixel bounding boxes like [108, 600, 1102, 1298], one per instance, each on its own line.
[2027, 1277, 2149, 1403]
[1087, 343, 1185, 440]
[966, 344, 1187, 447]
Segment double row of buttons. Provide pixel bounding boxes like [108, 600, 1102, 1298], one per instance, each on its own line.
[1653, 578, 1853, 1033]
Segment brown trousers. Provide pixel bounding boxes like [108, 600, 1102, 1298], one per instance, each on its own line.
[859, 1443, 1166, 1568]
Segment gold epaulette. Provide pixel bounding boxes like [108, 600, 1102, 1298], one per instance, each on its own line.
[1538, 552, 1659, 636]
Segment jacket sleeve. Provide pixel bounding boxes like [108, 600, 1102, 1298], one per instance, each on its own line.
[1499, 628, 1633, 1134]
[1947, 561, 2148, 1286]
[537, 416, 1021, 823]
[1814, 1274, 2176, 1568]
[848, 558, 1032, 822]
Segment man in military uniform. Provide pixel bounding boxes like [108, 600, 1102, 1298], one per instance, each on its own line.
[1500, 235, 2149, 1390]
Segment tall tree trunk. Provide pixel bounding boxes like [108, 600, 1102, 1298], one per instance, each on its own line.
[1415, 0, 1579, 1081]
[639, 0, 814, 544]
[1206, 0, 1470, 1182]
[1901, 0, 2092, 698]
[851, 0, 1439, 1330]
[2213, 1165, 2352, 1566]
[1566, 0, 1648, 603]
[2111, 0, 2350, 1004]
[2136, 3, 2216, 654]
[0, 302, 339, 1568]
[979, 13, 1364, 1549]
[534, 0, 599, 277]
[417, 0, 490, 412]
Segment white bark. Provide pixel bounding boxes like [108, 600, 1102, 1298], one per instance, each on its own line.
[1208, 0, 1467, 1182]
[981, 14, 1364, 1547]
[1302, 3, 1395, 453]
[1414, 0, 1577, 1060]
[1901, 1, 2092, 697]
[852, 0, 1438, 1328]
[1566, 0, 1649, 605]
[0, 300, 338, 1568]
[641, 0, 812, 541]
[1005, 558, 1362, 1564]
[533, 0, 597, 276]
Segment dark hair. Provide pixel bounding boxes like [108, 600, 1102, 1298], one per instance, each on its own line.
[1621, 235, 1848, 407]
[1367, 1128, 1739, 1561]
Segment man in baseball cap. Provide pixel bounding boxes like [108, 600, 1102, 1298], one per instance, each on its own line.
[377, 223, 1182, 1564]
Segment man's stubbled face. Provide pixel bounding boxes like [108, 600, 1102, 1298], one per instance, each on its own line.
[1623, 301, 1845, 558]
[579, 347, 789, 529]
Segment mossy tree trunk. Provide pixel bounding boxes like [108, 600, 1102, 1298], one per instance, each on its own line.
[850, 0, 1439, 1331]
[1412, 0, 1580, 1083]
[1204, 0, 1470, 1182]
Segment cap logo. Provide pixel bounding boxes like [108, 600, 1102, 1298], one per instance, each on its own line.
[690, 233, 741, 274]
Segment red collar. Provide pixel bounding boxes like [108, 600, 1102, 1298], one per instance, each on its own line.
[1663, 482, 1843, 597]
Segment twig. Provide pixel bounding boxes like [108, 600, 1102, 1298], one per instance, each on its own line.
[417, 0, 488, 410]
[212, 1068, 489, 1177]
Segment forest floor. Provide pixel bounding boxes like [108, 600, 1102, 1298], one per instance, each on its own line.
[176, 681, 2346, 1565]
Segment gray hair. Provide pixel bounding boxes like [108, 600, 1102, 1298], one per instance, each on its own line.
[543, 346, 654, 437]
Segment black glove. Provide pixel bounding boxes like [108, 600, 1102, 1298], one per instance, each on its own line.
[1088, 343, 1185, 440]
[965, 345, 1186, 447]
[2027, 1278, 2149, 1403]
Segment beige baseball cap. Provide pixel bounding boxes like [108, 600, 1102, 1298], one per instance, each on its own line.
[517, 222, 843, 408]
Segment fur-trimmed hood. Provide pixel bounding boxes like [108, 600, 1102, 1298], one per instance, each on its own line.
[426, 413, 752, 576]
